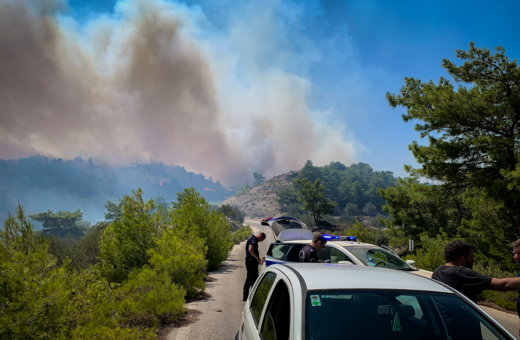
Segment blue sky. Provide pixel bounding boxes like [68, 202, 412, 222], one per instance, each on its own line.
[49, 0, 520, 178]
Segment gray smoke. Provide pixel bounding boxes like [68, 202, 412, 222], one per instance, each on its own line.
[0, 0, 357, 184]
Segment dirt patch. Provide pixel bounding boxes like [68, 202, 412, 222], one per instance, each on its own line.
[156, 309, 202, 340]
[478, 301, 518, 315]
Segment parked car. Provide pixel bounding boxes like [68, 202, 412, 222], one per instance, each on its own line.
[260, 216, 308, 236]
[262, 229, 433, 278]
[237, 263, 514, 340]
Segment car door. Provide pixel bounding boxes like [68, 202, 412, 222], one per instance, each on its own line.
[242, 270, 294, 340]
[243, 271, 277, 340]
[258, 276, 293, 340]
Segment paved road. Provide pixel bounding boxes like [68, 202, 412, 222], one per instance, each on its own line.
[168, 219, 520, 339]
[480, 306, 519, 339]
[166, 219, 274, 340]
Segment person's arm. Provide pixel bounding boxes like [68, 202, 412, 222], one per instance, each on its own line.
[248, 245, 261, 264]
[488, 277, 520, 291]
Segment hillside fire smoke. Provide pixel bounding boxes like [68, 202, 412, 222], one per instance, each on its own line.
[0, 0, 357, 184]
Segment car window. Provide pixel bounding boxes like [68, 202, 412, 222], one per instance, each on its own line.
[261, 280, 291, 340]
[305, 290, 509, 340]
[345, 246, 412, 270]
[269, 244, 292, 259]
[251, 272, 277, 326]
[330, 247, 355, 264]
[286, 244, 305, 262]
[430, 295, 509, 340]
[319, 246, 331, 263]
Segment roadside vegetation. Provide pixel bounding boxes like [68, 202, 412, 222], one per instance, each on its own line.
[217, 204, 246, 224]
[0, 187, 232, 339]
[276, 43, 520, 311]
[231, 225, 253, 244]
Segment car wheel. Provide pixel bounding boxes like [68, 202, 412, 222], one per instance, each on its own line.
[235, 330, 240, 340]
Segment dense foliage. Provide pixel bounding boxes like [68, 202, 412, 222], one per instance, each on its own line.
[29, 209, 86, 238]
[295, 178, 336, 225]
[276, 160, 398, 225]
[217, 204, 246, 223]
[380, 43, 520, 310]
[0, 187, 232, 338]
[231, 225, 253, 245]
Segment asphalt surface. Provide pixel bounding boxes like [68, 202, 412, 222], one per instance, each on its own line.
[167, 219, 520, 340]
[480, 306, 519, 339]
[166, 219, 274, 340]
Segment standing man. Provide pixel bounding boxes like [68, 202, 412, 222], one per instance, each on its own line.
[299, 234, 327, 263]
[243, 232, 266, 301]
[432, 240, 520, 304]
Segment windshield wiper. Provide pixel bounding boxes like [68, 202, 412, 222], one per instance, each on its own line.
[398, 267, 417, 271]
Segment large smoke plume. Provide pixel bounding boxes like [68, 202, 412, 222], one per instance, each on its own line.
[0, 0, 357, 184]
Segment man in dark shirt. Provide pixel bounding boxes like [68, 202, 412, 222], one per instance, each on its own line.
[243, 232, 266, 301]
[299, 234, 327, 263]
[433, 240, 520, 338]
[433, 240, 520, 304]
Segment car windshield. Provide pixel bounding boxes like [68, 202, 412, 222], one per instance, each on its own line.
[345, 246, 413, 270]
[306, 290, 509, 340]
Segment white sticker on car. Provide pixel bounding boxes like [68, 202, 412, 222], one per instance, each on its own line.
[310, 295, 321, 307]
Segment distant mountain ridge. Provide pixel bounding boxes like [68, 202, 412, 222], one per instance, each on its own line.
[0, 155, 232, 225]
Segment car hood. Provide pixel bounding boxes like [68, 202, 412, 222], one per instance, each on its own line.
[411, 269, 433, 278]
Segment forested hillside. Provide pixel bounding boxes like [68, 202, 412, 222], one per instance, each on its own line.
[0, 156, 231, 224]
[222, 160, 399, 229]
[276, 160, 398, 227]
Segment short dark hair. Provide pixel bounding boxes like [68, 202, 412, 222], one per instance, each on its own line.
[444, 240, 474, 263]
[256, 232, 266, 239]
[312, 234, 326, 244]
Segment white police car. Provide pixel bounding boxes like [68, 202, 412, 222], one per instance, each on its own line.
[237, 263, 514, 339]
[262, 229, 433, 278]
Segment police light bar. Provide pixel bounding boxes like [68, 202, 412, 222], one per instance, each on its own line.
[322, 235, 341, 240]
[322, 235, 357, 241]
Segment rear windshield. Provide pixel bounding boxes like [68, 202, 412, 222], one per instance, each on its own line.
[306, 290, 509, 340]
[345, 246, 413, 271]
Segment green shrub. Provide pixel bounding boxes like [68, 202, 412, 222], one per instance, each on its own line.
[171, 188, 233, 270]
[346, 221, 373, 243]
[217, 204, 246, 223]
[47, 221, 109, 270]
[231, 225, 253, 244]
[148, 229, 207, 297]
[474, 262, 518, 311]
[98, 189, 163, 283]
[116, 267, 186, 328]
[0, 204, 73, 339]
[403, 233, 452, 271]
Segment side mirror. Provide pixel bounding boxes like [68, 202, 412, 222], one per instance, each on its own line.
[406, 260, 416, 267]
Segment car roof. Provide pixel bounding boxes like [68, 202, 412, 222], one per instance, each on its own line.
[275, 263, 452, 293]
[281, 240, 377, 247]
